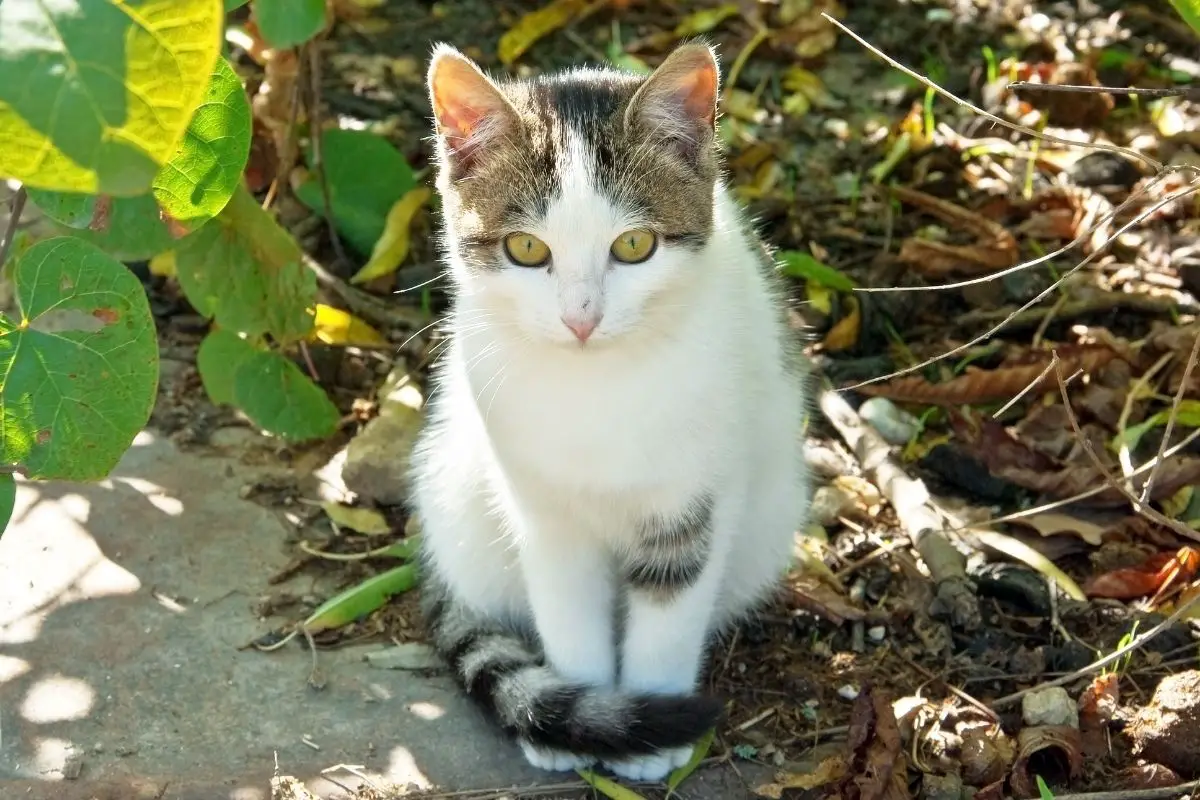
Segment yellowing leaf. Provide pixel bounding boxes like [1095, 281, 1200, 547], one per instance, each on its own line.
[322, 501, 392, 535]
[821, 295, 861, 352]
[674, 4, 739, 35]
[577, 769, 649, 800]
[722, 89, 763, 123]
[754, 756, 848, 798]
[150, 250, 178, 278]
[781, 67, 835, 118]
[310, 304, 389, 348]
[351, 186, 431, 285]
[970, 528, 1087, 602]
[807, 282, 833, 315]
[498, 0, 588, 66]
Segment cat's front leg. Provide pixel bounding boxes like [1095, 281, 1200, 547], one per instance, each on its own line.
[606, 493, 727, 781]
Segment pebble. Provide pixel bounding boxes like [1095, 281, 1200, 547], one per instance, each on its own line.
[857, 397, 920, 445]
[365, 642, 443, 671]
[837, 684, 860, 701]
[1021, 686, 1079, 728]
[867, 625, 887, 643]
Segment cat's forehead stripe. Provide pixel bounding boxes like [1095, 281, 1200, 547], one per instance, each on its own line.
[443, 67, 715, 271]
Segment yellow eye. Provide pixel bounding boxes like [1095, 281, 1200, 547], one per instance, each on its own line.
[503, 232, 551, 267]
[610, 228, 657, 263]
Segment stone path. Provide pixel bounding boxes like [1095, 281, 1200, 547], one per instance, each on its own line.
[0, 431, 771, 799]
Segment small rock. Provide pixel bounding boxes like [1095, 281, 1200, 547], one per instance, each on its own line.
[857, 397, 920, 445]
[921, 772, 962, 800]
[810, 485, 857, 526]
[342, 400, 423, 506]
[365, 642, 442, 671]
[1129, 670, 1200, 777]
[837, 684, 860, 701]
[1022, 686, 1079, 728]
[867, 625, 886, 642]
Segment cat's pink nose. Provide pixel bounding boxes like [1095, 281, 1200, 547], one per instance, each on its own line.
[562, 314, 599, 342]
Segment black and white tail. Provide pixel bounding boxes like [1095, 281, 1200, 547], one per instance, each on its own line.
[423, 587, 722, 758]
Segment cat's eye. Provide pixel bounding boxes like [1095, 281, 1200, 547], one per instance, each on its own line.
[504, 232, 551, 267]
[610, 228, 657, 264]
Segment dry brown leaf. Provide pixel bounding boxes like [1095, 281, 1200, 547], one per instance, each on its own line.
[1011, 512, 1107, 546]
[822, 296, 862, 352]
[789, 572, 865, 625]
[891, 185, 1018, 277]
[836, 684, 909, 800]
[497, 0, 592, 67]
[857, 346, 1118, 406]
[753, 756, 847, 798]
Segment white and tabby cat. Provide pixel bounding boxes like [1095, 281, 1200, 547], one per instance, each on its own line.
[408, 40, 810, 782]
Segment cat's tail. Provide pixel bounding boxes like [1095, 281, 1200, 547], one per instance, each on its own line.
[425, 590, 722, 758]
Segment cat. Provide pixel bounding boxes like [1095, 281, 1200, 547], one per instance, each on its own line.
[408, 39, 810, 782]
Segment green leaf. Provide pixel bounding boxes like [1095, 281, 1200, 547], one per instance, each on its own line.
[0, 0, 224, 196]
[294, 129, 417, 255]
[232, 350, 339, 441]
[151, 55, 253, 232]
[0, 237, 159, 481]
[1116, 400, 1200, 452]
[666, 728, 715, 792]
[777, 251, 858, 292]
[28, 191, 180, 262]
[302, 563, 419, 634]
[0, 473, 15, 538]
[226, 0, 251, 9]
[27, 55, 253, 256]
[175, 185, 316, 343]
[1169, 0, 1200, 37]
[576, 770, 649, 800]
[1036, 775, 1056, 800]
[197, 329, 260, 406]
[252, 0, 328, 48]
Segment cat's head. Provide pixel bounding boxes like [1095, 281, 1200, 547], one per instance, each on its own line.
[426, 42, 722, 348]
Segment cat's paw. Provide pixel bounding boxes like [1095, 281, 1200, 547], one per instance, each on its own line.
[602, 745, 694, 782]
[519, 739, 597, 773]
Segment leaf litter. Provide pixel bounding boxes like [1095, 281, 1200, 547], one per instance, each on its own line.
[124, 0, 1200, 797]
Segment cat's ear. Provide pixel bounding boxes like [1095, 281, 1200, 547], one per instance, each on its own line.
[428, 44, 518, 174]
[625, 42, 720, 164]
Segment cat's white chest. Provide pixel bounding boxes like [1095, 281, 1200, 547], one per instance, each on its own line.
[466, 343, 725, 494]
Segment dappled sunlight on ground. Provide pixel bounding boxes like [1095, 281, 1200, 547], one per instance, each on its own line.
[20, 674, 95, 724]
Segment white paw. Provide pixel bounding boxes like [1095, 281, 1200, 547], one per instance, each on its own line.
[602, 745, 694, 782]
[519, 739, 597, 772]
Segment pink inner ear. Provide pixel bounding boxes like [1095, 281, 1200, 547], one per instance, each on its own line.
[430, 54, 511, 155]
[675, 62, 718, 127]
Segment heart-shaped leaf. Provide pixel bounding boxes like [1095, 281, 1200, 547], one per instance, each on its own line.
[0, 0, 224, 196]
[0, 238, 159, 480]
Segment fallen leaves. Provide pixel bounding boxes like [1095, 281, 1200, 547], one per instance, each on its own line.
[858, 346, 1119, 406]
[892, 186, 1019, 278]
[1083, 546, 1200, 601]
[352, 186, 432, 284]
[498, 0, 597, 66]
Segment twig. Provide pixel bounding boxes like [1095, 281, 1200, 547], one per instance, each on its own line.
[723, 24, 770, 104]
[992, 354, 1060, 419]
[1052, 355, 1200, 544]
[0, 185, 28, 269]
[889, 643, 1000, 722]
[1141, 329, 1200, 504]
[303, 252, 431, 330]
[303, 39, 347, 266]
[989, 587, 1200, 710]
[1117, 352, 1174, 487]
[1010, 80, 1200, 102]
[821, 14, 1160, 171]
[262, 54, 303, 211]
[1041, 778, 1200, 800]
[856, 166, 1198, 295]
[818, 384, 981, 631]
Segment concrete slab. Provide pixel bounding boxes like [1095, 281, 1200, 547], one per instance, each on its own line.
[0, 431, 772, 799]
